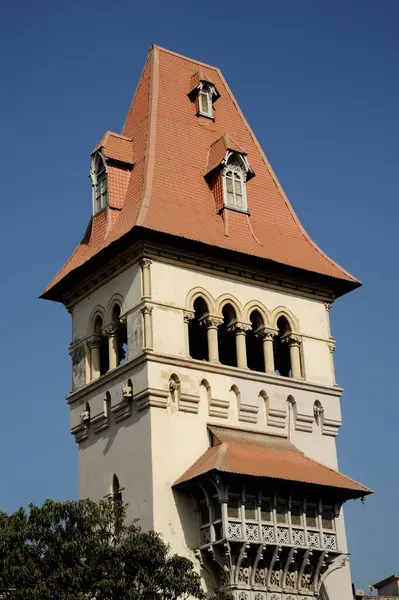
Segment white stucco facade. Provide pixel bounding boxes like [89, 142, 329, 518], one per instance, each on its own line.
[64, 252, 361, 600]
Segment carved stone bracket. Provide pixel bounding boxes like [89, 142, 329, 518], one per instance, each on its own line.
[228, 322, 252, 334]
[328, 337, 336, 353]
[183, 310, 195, 323]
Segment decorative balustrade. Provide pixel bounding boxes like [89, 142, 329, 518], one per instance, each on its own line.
[201, 519, 338, 552]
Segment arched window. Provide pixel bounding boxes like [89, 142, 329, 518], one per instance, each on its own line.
[223, 155, 248, 211]
[274, 316, 292, 377]
[198, 82, 215, 118]
[91, 153, 108, 214]
[246, 310, 265, 372]
[314, 400, 324, 428]
[93, 315, 109, 376]
[111, 304, 128, 366]
[188, 297, 209, 360]
[218, 304, 237, 367]
[169, 374, 181, 406]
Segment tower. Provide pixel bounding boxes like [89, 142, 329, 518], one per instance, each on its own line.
[42, 46, 372, 600]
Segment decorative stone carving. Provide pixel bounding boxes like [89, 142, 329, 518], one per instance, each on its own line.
[140, 304, 153, 316]
[328, 338, 336, 353]
[183, 310, 195, 323]
[227, 322, 252, 334]
[201, 315, 222, 329]
[255, 326, 277, 341]
[282, 333, 302, 347]
[79, 402, 91, 423]
[122, 382, 133, 400]
[314, 404, 325, 420]
[102, 323, 120, 337]
[169, 379, 181, 392]
[140, 258, 152, 269]
[86, 335, 101, 349]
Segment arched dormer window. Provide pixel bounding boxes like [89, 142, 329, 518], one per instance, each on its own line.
[223, 154, 248, 212]
[198, 82, 216, 118]
[90, 153, 108, 214]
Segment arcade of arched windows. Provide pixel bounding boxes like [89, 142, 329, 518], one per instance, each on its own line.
[87, 301, 128, 382]
[186, 294, 304, 380]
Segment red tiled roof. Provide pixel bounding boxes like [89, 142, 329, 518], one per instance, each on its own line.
[42, 45, 360, 300]
[206, 134, 247, 176]
[189, 68, 218, 94]
[174, 426, 373, 499]
[92, 131, 133, 165]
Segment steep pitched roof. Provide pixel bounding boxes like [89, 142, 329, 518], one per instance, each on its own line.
[42, 45, 360, 301]
[174, 426, 373, 499]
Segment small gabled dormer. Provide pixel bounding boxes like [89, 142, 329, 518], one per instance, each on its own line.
[205, 134, 254, 213]
[189, 70, 220, 119]
[89, 131, 134, 216]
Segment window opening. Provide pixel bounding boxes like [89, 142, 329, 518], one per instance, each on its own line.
[93, 154, 108, 214]
[246, 309, 265, 372]
[199, 499, 210, 525]
[245, 497, 257, 520]
[306, 506, 318, 528]
[276, 501, 287, 524]
[261, 498, 272, 522]
[111, 304, 128, 366]
[290, 504, 302, 526]
[274, 316, 292, 377]
[93, 315, 109, 376]
[322, 507, 334, 530]
[198, 82, 215, 118]
[218, 303, 237, 367]
[188, 297, 209, 360]
[223, 155, 247, 211]
[227, 494, 240, 519]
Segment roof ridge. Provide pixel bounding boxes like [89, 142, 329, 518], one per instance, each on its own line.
[216, 69, 360, 284]
[153, 44, 219, 72]
[136, 45, 159, 226]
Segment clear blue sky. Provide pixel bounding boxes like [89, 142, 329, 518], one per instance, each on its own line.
[0, 0, 397, 591]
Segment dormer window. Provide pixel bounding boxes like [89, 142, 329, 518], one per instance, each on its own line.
[189, 72, 220, 120]
[90, 153, 108, 214]
[222, 154, 249, 212]
[198, 82, 216, 118]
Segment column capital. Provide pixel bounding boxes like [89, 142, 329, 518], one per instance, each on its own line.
[201, 315, 222, 329]
[255, 326, 278, 341]
[282, 332, 302, 347]
[183, 310, 195, 323]
[102, 323, 120, 337]
[228, 321, 252, 334]
[141, 304, 153, 316]
[140, 258, 152, 269]
[87, 335, 101, 349]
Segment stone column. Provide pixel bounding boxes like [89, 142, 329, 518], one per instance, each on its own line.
[257, 327, 277, 374]
[183, 311, 195, 356]
[140, 258, 152, 300]
[202, 316, 222, 363]
[230, 323, 251, 369]
[285, 334, 302, 379]
[141, 304, 153, 350]
[87, 335, 101, 381]
[328, 338, 336, 385]
[103, 324, 120, 370]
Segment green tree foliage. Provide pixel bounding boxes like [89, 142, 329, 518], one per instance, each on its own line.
[0, 499, 205, 600]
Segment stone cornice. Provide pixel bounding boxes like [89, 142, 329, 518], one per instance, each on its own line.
[64, 239, 339, 309]
[146, 352, 343, 397]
